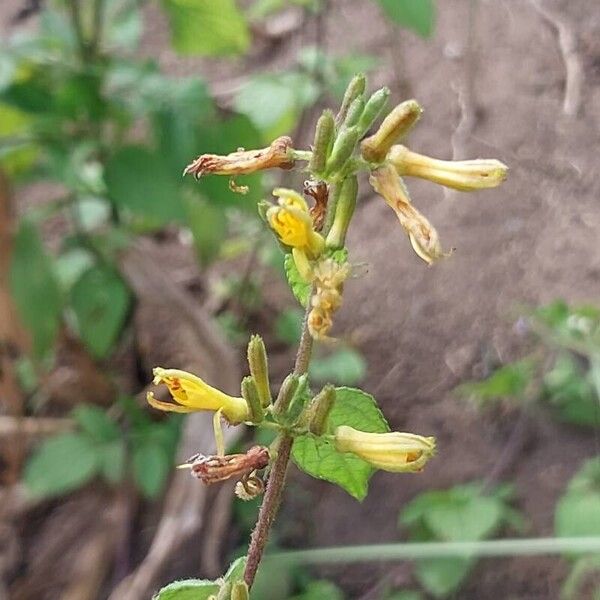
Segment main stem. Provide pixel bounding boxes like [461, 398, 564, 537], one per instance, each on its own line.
[244, 306, 314, 587]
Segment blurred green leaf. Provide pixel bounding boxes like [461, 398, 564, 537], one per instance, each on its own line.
[292, 387, 389, 500]
[153, 579, 220, 599]
[457, 360, 533, 403]
[71, 405, 121, 442]
[376, 0, 436, 38]
[184, 195, 227, 266]
[10, 219, 62, 358]
[309, 348, 367, 386]
[105, 145, 185, 223]
[274, 307, 304, 345]
[100, 438, 127, 485]
[384, 592, 424, 600]
[70, 264, 131, 359]
[161, 0, 250, 56]
[24, 433, 99, 498]
[290, 580, 345, 600]
[415, 557, 472, 599]
[132, 442, 170, 499]
[105, 0, 143, 49]
[55, 248, 95, 291]
[0, 102, 38, 175]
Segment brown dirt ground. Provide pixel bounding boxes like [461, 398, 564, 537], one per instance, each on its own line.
[2, 0, 600, 598]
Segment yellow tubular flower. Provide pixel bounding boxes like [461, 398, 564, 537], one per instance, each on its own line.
[334, 425, 436, 473]
[147, 367, 249, 424]
[388, 145, 508, 192]
[369, 164, 447, 265]
[266, 188, 325, 259]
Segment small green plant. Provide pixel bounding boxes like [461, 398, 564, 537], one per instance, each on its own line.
[399, 483, 524, 598]
[459, 301, 600, 428]
[147, 73, 507, 598]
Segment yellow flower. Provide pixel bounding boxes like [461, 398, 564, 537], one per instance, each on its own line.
[388, 145, 508, 192]
[334, 425, 436, 473]
[147, 367, 249, 424]
[370, 164, 448, 265]
[266, 188, 324, 259]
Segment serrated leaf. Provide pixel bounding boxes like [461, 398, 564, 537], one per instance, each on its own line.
[284, 253, 310, 308]
[70, 265, 131, 358]
[24, 433, 100, 498]
[377, 0, 436, 38]
[153, 579, 220, 600]
[292, 387, 389, 500]
[132, 442, 170, 499]
[10, 220, 62, 358]
[161, 0, 250, 56]
[105, 145, 185, 224]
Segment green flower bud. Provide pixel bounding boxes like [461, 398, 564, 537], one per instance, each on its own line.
[335, 73, 366, 126]
[326, 175, 358, 249]
[247, 334, 271, 407]
[231, 582, 250, 600]
[343, 96, 365, 129]
[241, 376, 264, 423]
[285, 373, 309, 426]
[322, 182, 342, 234]
[272, 373, 300, 421]
[356, 87, 390, 137]
[325, 126, 360, 177]
[273, 373, 309, 426]
[308, 110, 335, 177]
[361, 99, 423, 163]
[308, 384, 336, 435]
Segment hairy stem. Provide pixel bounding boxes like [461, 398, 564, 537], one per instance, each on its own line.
[244, 305, 314, 587]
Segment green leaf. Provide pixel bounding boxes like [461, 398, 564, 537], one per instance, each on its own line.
[105, 146, 185, 224]
[24, 433, 100, 499]
[224, 556, 247, 582]
[556, 458, 600, 540]
[132, 442, 170, 499]
[415, 557, 472, 598]
[290, 580, 345, 600]
[309, 348, 367, 386]
[377, 0, 436, 38]
[161, 0, 250, 56]
[184, 195, 227, 266]
[457, 360, 532, 403]
[100, 438, 127, 485]
[274, 307, 304, 345]
[284, 253, 310, 308]
[71, 405, 121, 442]
[70, 265, 131, 359]
[152, 579, 220, 600]
[10, 220, 62, 358]
[0, 102, 38, 176]
[292, 387, 389, 500]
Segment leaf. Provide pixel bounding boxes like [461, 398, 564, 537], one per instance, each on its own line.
[72, 405, 121, 442]
[284, 253, 310, 308]
[292, 387, 389, 500]
[290, 580, 345, 600]
[376, 0, 436, 38]
[152, 579, 220, 600]
[274, 307, 304, 345]
[10, 220, 62, 358]
[415, 557, 472, 598]
[161, 0, 250, 56]
[132, 442, 170, 499]
[0, 102, 38, 176]
[100, 438, 127, 485]
[224, 556, 247, 583]
[457, 360, 532, 403]
[24, 433, 100, 499]
[184, 195, 227, 266]
[70, 265, 131, 358]
[309, 348, 367, 386]
[105, 145, 185, 224]
[556, 458, 600, 540]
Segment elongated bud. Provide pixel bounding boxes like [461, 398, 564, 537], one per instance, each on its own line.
[308, 385, 336, 435]
[241, 376, 264, 423]
[388, 145, 509, 191]
[247, 334, 271, 407]
[343, 96, 365, 129]
[356, 87, 390, 137]
[322, 182, 342, 234]
[336, 73, 366, 126]
[334, 425, 436, 472]
[273, 373, 309, 426]
[308, 110, 335, 177]
[325, 126, 360, 177]
[272, 373, 299, 421]
[231, 582, 250, 600]
[361, 99, 423, 163]
[326, 175, 358, 249]
[285, 373, 309, 426]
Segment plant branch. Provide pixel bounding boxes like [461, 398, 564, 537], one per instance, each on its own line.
[244, 303, 314, 587]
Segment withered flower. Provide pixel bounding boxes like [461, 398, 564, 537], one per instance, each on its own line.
[183, 136, 294, 179]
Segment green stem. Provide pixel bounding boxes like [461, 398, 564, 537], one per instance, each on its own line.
[265, 537, 600, 565]
[243, 304, 314, 587]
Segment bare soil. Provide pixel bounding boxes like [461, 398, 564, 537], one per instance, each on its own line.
[2, 0, 600, 598]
